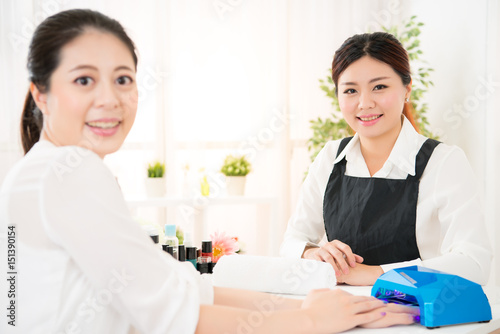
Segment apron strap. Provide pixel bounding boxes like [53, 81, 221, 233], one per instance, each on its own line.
[412, 138, 441, 180]
[336, 137, 354, 158]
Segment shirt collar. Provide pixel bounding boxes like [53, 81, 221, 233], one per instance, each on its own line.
[385, 116, 421, 176]
[332, 116, 420, 176]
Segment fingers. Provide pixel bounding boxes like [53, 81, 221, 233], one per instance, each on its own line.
[383, 303, 420, 315]
[354, 254, 364, 264]
[351, 298, 386, 314]
[306, 240, 363, 276]
[351, 308, 387, 328]
[321, 241, 353, 275]
[359, 311, 417, 328]
[316, 248, 343, 275]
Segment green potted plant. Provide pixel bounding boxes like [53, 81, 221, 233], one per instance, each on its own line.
[145, 161, 166, 197]
[220, 155, 251, 196]
[309, 16, 438, 163]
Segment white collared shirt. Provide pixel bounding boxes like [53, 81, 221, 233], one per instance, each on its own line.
[0, 141, 213, 334]
[280, 117, 492, 285]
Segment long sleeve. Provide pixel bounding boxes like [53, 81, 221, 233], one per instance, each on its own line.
[280, 141, 340, 259]
[40, 147, 212, 333]
[421, 146, 491, 284]
[382, 146, 492, 285]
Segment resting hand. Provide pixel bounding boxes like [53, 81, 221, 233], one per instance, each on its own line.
[303, 240, 363, 276]
[336, 263, 384, 286]
[360, 303, 420, 328]
[301, 289, 388, 333]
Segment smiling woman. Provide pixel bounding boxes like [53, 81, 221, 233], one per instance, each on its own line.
[281, 32, 493, 287]
[24, 32, 137, 158]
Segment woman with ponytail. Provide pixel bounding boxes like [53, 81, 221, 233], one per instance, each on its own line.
[1, 10, 419, 334]
[281, 32, 492, 286]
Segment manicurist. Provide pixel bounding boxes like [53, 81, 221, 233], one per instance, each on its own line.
[280, 32, 492, 286]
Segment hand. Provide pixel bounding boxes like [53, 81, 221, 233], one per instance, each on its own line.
[360, 303, 420, 328]
[336, 263, 384, 286]
[303, 240, 363, 276]
[301, 289, 388, 333]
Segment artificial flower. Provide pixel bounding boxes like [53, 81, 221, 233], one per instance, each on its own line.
[210, 230, 239, 263]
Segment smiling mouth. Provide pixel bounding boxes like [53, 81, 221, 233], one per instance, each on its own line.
[357, 115, 382, 122]
[86, 121, 121, 129]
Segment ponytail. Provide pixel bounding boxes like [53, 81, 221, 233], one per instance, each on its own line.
[20, 89, 43, 154]
[402, 102, 420, 133]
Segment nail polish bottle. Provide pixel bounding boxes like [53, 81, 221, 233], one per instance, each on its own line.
[166, 245, 174, 257]
[186, 246, 197, 269]
[197, 256, 211, 274]
[198, 240, 213, 274]
[178, 245, 186, 262]
[202, 240, 213, 262]
[164, 224, 178, 260]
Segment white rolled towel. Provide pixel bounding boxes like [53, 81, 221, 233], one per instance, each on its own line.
[212, 255, 336, 295]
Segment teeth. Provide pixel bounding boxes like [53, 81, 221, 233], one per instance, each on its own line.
[86, 121, 119, 129]
[359, 115, 381, 121]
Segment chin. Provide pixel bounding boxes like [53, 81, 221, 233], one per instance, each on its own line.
[92, 141, 124, 158]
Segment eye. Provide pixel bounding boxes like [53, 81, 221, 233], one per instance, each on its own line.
[116, 76, 133, 85]
[75, 76, 94, 86]
[373, 84, 387, 91]
[343, 88, 356, 94]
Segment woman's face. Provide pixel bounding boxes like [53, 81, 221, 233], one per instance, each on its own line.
[33, 29, 138, 158]
[337, 56, 411, 141]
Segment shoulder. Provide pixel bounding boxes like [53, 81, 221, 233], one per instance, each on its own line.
[424, 140, 475, 179]
[314, 139, 346, 164]
[305, 138, 350, 186]
[2, 142, 109, 193]
[41, 145, 110, 185]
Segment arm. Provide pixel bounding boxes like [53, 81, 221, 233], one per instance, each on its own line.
[214, 286, 302, 311]
[197, 289, 415, 334]
[420, 146, 492, 284]
[378, 146, 492, 285]
[42, 150, 209, 333]
[280, 141, 339, 259]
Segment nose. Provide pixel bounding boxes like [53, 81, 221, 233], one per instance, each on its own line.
[95, 81, 119, 109]
[358, 93, 375, 110]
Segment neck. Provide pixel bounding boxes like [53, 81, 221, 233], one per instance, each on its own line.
[40, 126, 106, 159]
[358, 116, 403, 174]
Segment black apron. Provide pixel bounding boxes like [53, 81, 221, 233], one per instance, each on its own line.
[323, 137, 440, 265]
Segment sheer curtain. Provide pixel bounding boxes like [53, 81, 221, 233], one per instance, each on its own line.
[485, 0, 500, 287]
[0, 1, 498, 268]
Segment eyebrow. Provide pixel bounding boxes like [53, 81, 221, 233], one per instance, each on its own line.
[340, 76, 391, 86]
[69, 65, 134, 72]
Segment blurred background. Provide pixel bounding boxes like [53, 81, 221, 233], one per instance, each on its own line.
[1, 0, 499, 285]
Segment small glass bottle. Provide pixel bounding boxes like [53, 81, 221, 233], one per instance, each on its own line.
[186, 246, 197, 269]
[164, 224, 179, 260]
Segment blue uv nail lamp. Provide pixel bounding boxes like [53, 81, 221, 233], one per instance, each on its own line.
[371, 266, 492, 329]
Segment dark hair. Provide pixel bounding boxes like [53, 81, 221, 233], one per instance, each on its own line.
[21, 9, 138, 154]
[332, 32, 419, 132]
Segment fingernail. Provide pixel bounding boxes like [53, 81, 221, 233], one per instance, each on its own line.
[413, 315, 420, 323]
[381, 312, 386, 316]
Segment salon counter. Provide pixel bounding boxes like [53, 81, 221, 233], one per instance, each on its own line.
[283, 285, 500, 334]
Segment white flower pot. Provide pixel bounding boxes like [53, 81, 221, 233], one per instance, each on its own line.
[226, 176, 246, 196]
[145, 177, 166, 197]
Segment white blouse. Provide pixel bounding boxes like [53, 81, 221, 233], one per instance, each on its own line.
[0, 141, 213, 334]
[280, 117, 492, 285]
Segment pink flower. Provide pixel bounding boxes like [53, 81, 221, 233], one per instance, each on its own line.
[210, 231, 239, 263]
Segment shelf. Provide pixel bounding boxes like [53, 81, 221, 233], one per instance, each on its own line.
[125, 195, 278, 208]
[125, 195, 280, 256]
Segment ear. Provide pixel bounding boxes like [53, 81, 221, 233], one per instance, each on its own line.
[405, 79, 412, 100]
[30, 82, 49, 115]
